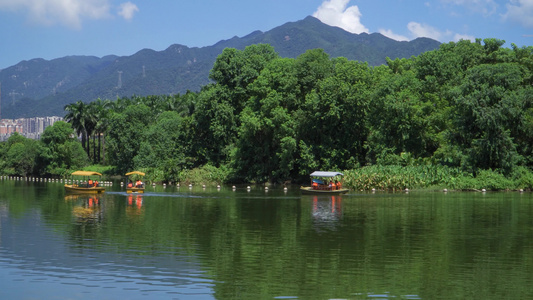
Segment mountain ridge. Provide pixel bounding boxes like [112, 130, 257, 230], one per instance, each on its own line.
[0, 16, 441, 118]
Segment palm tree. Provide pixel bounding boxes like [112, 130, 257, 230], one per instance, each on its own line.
[85, 103, 98, 163]
[89, 99, 112, 164]
[64, 101, 88, 155]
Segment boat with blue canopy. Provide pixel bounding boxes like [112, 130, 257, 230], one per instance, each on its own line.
[300, 171, 349, 194]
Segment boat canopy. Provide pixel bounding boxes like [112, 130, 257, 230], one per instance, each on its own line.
[125, 171, 145, 176]
[310, 171, 344, 177]
[71, 171, 102, 176]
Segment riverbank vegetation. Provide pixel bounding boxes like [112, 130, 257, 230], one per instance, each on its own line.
[1, 39, 533, 191]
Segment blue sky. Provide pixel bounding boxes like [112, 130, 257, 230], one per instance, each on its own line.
[1, 0, 532, 69]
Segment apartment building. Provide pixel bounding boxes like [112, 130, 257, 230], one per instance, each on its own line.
[0, 116, 63, 141]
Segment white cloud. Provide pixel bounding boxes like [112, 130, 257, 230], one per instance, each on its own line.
[118, 1, 138, 20]
[453, 33, 476, 42]
[0, 0, 137, 28]
[504, 0, 533, 27]
[313, 0, 369, 34]
[407, 22, 448, 40]
[381, 22, 465, 43]
[379, 29, 409, 41]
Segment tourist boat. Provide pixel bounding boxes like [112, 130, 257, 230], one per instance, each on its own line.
[125, 171, 145, 193]
[64, 171, 105, 194]
[300, 171, 349, 194]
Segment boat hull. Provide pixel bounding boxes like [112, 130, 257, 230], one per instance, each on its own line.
[300, 186, 349, 195]
[126, 187, 145, 193]
[64, 184, 105, 194]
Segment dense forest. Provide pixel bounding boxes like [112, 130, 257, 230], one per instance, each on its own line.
[2, 39, 533, 190]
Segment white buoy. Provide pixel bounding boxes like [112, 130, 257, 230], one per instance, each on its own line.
[519, 189, 524, 193]
[202, 184, 206, 189]
[443, 188, 448, 192]
[482, 189, 486, 192]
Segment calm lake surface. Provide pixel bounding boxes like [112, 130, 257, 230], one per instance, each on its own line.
[1, 179, 532, 300]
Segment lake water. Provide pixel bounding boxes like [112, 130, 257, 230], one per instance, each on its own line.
[1, 179, 532, 300]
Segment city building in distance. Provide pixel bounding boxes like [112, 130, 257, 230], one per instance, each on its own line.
[0, 116, 63, 141]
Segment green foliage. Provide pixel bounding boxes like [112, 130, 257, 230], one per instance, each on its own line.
[511, 166, 533, 189]
[343, 164, 467, 191]
[106, 104, 154, 173]
[6, 140, 39, 177]
[38, 38, 533, 190]
[448, 63, 527, 173]
[133, 111, 193, 182]
[39, 121, 89, 176]
[342, 164, 530, 191]
[178, 164, 230, 186]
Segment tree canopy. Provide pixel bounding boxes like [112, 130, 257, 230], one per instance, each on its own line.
[3, 41, 533, 186]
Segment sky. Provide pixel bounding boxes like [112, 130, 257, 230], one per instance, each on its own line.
[1, 0, 532, 69]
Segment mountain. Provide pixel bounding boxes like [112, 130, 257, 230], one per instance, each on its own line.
[0, 16, 440, 119]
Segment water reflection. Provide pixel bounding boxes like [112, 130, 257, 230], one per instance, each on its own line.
[126, 194, 143, 210]
[310, 195, 343, 232]
[66, 194, 103, 223]
[1, 181, 533, 299]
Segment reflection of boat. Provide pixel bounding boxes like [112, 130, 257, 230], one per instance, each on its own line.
[125, 171, 145, 193]
[312, 195, 342, 216]
[127, 194, 143, 209]
[300, 171, 349, 194]
[64, 171, 106, 194]
[310, 195, 343, 232]
[71, 195, 102, 221]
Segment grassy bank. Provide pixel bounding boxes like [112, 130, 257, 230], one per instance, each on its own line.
[343, 165, 533, 191]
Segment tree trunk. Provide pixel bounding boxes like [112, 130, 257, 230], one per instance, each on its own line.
[86, 133, 91, 160]
[81, 134, 87, 156]
[93, 134, 96, 163]
[102, 134, 106, 164]
[98, 132, 102, 164]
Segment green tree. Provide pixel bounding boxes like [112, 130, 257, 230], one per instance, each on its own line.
[297, 58, 372, 173]
[191, 85, 236, 167]
[106, 104, 154, 173]
[230, 58, 300, 181]
[210, 44, 279, 113]
[1, 133, 41, 177]
[367, 64, 436, 164]
[64, 101, 89, 156]
[39, 121, 88, 175]
[134, 111, 193, 182]
[294, 49, 335, 98]
[447, 63, 528, 173]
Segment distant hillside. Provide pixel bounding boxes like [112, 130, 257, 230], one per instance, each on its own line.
[0, 16, 440, 119]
